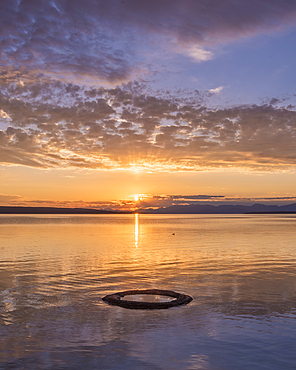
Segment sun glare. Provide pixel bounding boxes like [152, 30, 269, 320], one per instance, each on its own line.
[131, 194, 148, 204]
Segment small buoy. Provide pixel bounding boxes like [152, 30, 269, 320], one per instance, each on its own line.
[102, 289, 193, 310]
[172, 233, 175, 235]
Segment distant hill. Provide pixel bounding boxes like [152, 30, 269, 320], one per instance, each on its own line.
[0, 206, 133, 214]
[138, 203, 296, 214]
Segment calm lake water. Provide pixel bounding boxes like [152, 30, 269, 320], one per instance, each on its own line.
[0, 214, 296, 369]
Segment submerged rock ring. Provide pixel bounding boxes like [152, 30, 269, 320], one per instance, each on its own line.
[102, 289, 193, 309]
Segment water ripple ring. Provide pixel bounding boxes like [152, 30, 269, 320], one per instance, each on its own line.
[102, 289, 193, 309]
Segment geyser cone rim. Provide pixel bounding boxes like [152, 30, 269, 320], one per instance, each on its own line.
[102, 289, 193, 309]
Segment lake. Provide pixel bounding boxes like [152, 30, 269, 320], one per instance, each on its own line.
[0, 214, 296, 369]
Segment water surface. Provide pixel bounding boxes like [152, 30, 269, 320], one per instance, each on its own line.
[0, 214, 296, 369]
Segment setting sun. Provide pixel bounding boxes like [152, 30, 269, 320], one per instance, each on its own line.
[134, 194, 139, 202]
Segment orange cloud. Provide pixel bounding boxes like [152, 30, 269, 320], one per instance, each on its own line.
[0, 83, 295, 171]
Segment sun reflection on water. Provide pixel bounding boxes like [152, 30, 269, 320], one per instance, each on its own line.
[134, 213, 139, 248]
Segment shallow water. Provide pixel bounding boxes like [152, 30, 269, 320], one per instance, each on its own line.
[0, 214, 296, 369]
[122, 295, 174, 302]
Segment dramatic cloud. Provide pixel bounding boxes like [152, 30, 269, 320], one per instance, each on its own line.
[1, 0, 296, 84]
[0, 82, 295, 171]
[0, 1, 296, 175]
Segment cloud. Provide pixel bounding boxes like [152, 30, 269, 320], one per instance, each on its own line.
[0, 109, 11, 119]
[3, 193, 296, 210]
[1, 1, 296, 84]
[185, 46, 213, 63]
[208, 86, 224, 94]
[0, 193, 23, 204]
[135, 194, 296, 209]
[0, 82, 295, 171]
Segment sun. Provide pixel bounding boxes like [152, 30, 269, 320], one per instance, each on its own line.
[132, 194, 147, 203]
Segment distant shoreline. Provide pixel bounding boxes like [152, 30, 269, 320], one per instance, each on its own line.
[1, 205, 296, 215]
[244, 211, 296, 214]
[0, 206, 134, 215]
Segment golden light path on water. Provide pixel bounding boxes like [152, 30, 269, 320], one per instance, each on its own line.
[134, 213, 139, 248]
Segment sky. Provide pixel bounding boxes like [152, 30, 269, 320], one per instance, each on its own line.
[0, 0, 296, 210]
